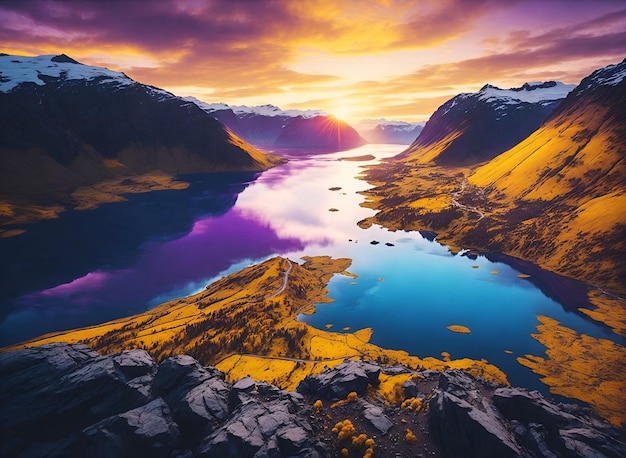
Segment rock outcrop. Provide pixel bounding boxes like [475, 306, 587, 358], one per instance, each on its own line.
[0, 343, 323, 457]
[1, 344, 624, 457]
[296, 359, 381, 399]
[429, 370, 625, 457]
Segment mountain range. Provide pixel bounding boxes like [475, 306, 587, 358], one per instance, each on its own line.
[355, 119, 425, 144]
[360, 59, 626, 297]
[188, 99, 366, 150]
[0, 54, 281, 227]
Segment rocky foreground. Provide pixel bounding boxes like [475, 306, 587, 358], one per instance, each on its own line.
[1, 343, 624, 457]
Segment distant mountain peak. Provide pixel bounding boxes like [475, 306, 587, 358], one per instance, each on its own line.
[0, 53, 133, 93]
[50, 54, 80, 64]
[184, 98, 327, 119]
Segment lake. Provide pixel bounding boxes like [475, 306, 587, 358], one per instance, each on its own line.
[0, 144, 621, 393]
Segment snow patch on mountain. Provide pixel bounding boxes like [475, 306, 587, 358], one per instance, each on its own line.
[478, 81, 575, 104]
[184, 97, 327, 118]
[0, 54, 134, 92]
[577, 59, 626, 93]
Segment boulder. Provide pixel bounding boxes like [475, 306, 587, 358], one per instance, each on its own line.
[401, 380, 419, 399]
[429, 390, 523, 457]
[429, 370, 626, 458]
[297, 360, 380, 399]
[153, 356, 229, 447]
[196, 398, 325, 457]
[0, 343, 156, 456]
[78, 397, 179, 458]
[359, 400, 393, 434]
[493, 387, 626, 457]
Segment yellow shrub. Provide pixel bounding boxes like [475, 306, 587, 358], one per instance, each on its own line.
[313, 399, 323, 412]
[405, 428, 417, 443]
[334, 419, 356, 441]
[352, 433, 367, 446]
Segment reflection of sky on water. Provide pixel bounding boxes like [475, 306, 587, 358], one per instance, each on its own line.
[2, 208, 305, 345]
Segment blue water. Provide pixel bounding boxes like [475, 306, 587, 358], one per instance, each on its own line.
[1, 144, 623, 396]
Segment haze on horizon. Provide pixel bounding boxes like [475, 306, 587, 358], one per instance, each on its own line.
[1, 0, 625, 123]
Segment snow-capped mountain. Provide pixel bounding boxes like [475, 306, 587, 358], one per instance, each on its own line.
[185, 99, 327, 119]
[0, 53, 133, 92]
[187, 99, 365, 150]
[400, 81, 575, 165]
[356, 119, 425, 144]
[0, 53, 278, 199]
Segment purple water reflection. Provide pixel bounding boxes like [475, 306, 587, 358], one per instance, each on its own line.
[10, 208, 305, 338]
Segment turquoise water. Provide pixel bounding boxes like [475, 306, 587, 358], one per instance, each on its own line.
[1, 144, 622, 395]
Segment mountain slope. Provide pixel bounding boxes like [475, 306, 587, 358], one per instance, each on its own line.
[188, 99, 366, 150]
[358, 60, 626, 296]
[0, 54, 280, 208]
[399, 81, 574, 166]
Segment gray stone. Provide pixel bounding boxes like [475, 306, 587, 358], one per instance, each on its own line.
[79, 397, 179, 458]
[197, 397, 325, 457]
[493, 387, 577, 430]
[360, 400, 393, 434]
[401, 380, 418, 399]
[429, 390, 524, 457]
[297, 360, 380, 399]
[0, 343, 155, 456]
[153, 355, 229, 447]
[113, 349, 157, 378]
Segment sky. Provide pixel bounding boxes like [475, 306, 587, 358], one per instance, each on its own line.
[1, 0, 625, 123]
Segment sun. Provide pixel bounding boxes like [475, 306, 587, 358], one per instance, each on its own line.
[332, 106, 352, 121]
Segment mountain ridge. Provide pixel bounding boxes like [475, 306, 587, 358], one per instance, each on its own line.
[398, 80, 574, 166]
[190, 99, 366, 151]
[356, 119, 425, 144]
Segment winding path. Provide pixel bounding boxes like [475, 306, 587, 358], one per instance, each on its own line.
[451, 179, 485, 221]
[265, 259, 293, 299]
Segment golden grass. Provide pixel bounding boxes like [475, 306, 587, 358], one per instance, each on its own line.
[580, 291, 626, 338]
[517, 315, 626, 427]
[447, 325, 471, 334]
[0, 228, 26, 238]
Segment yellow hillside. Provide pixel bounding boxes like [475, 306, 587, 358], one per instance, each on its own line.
[470, 105, 625, 202]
